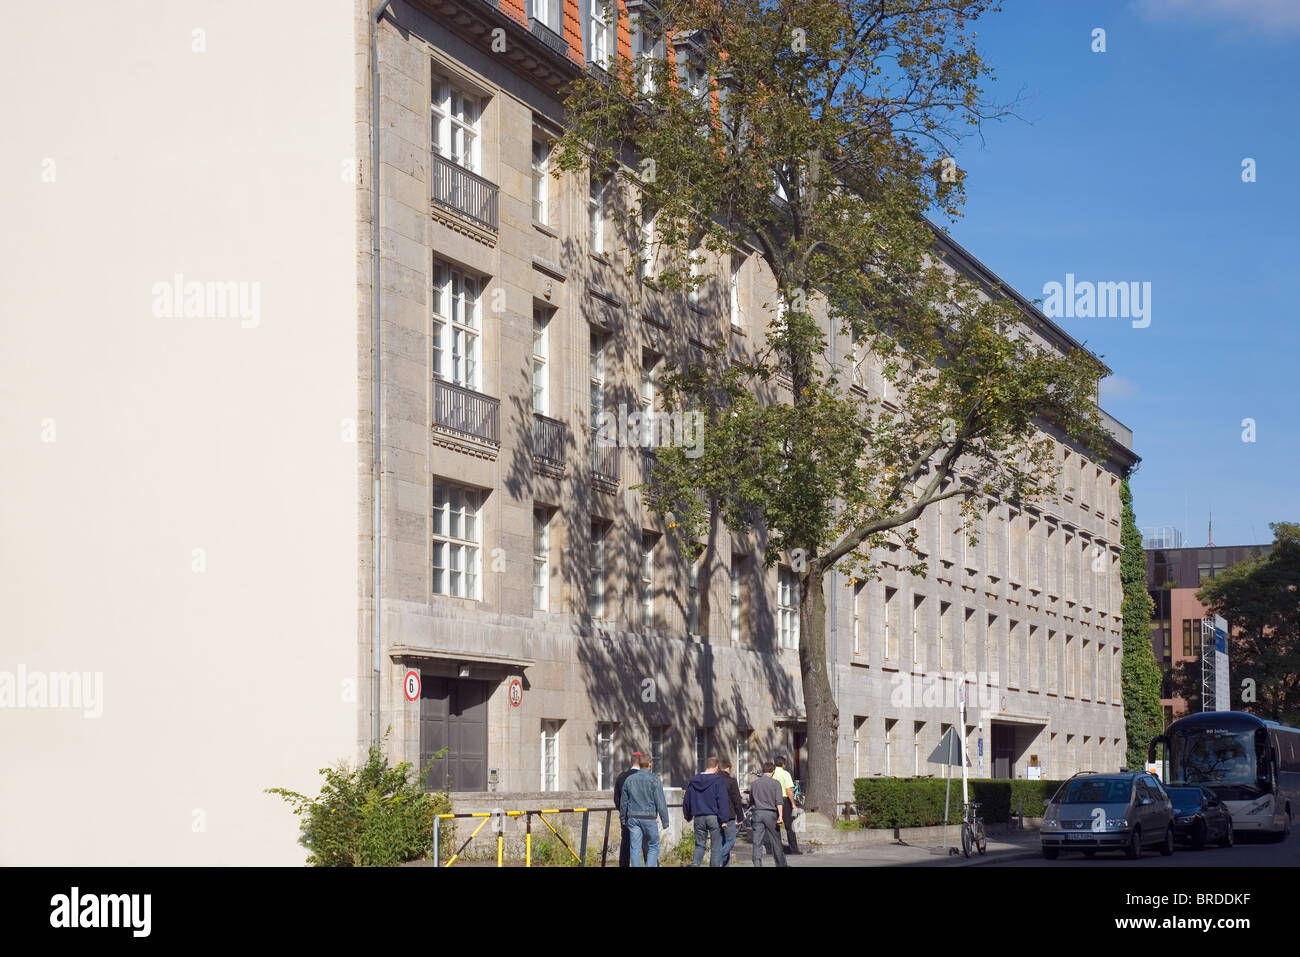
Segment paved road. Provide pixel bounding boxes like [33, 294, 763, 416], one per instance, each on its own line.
[967, 828, 1300, 867]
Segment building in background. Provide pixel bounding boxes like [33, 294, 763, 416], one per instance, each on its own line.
[1145, 538, 1271, 723]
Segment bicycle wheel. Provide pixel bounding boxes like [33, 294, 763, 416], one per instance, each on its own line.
[976, 821, 987, 855]
[961, 822, 973, 858]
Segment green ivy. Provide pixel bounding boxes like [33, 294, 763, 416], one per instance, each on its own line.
[1119, 475, 1163, 768]
[852, 777, 1066, 828]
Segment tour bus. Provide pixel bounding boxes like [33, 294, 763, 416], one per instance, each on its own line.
[1148, 711, 1300, 840]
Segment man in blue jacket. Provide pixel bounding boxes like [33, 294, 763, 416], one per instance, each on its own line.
[618, 753, 670, 866]
[682, 756, 731, 867]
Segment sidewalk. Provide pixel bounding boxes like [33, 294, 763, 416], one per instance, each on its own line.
[723, 827, 1043, 867]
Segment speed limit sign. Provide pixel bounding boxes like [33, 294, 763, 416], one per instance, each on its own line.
[403, 670, 421, 702]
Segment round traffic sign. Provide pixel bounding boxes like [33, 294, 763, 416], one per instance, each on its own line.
[508, 677, 523, 708]
[403, 670, 421, 702]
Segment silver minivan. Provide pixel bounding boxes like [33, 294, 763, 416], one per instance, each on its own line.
[1040, 773, 1175, 859]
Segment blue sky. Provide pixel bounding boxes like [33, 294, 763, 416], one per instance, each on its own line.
[940, 0, 1300, 547]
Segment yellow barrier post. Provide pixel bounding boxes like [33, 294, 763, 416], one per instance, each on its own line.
[525, 812, 532, 867]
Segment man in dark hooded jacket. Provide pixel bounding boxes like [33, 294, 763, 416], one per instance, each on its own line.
[681, 756, 730, 867]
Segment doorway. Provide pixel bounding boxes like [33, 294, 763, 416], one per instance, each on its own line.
[419, 675, 489, 791]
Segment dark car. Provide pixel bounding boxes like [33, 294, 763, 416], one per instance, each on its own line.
[1167, 785, 1234, 849]
[1041, 772, 1175, 859]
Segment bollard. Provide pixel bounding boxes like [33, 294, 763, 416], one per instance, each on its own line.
[600, 808, 612, 867]
[525, 812, 532, 868]
[578, 810, 589, 867]
[433, 816, 440, 868]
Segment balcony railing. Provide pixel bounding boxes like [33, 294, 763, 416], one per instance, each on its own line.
[526, 13, 570, 56]
[431, 153, 499, 232]
[532, 413, 567, 470]
[434, 378, 500, 444]
[590, 438, 620, 485]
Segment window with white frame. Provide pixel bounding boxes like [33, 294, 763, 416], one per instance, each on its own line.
[914, 721, 925, 776]
[651, 725, 667, 782]
[533, 507, 551, 612]
[729, 252, 742, 327]
[630, 12, 664, 94]
[778, 566, 799, 650]
[687, 252, 703, 307]
[588, 173, 607, 256]
[687, 559, 701, 636]
[852, 580, 865, 656]
[541, 719, 561, 791]
[853, 716, 866, 778]
[639, 205, 656, 280]
[532, 137, 550, 225]
[431, 260, 482, 390]
[589, 330, 605, 434]
[529, 0, 563, 33]
[589, 520, 607, 619]
[884, 586, 896, 659]
[729, 555, 742, 642]
[639, 351, 657, 446]
[586, 0, 615, 70]
[912, 594, 924, 667]
[532, 307, 550, 415]
[432, 483, 482, 599]
[431, 74, 481, 172]
[884, 718, 896, 776]
[640, 531, 656, 632]
[597, 723, 616, 789]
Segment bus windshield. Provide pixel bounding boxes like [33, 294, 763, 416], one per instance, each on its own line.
[1169, 728, 1259, 796]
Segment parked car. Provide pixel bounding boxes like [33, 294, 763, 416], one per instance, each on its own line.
[1167, 785, 1234, 849]
[1040, 772, 1175, 859]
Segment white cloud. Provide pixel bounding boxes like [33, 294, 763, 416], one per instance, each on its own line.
[1134, 0, 1300, 35]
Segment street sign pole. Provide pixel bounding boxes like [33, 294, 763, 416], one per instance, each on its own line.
[959, 680, 969, 807]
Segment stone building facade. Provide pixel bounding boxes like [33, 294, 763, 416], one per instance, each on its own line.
[356, 0, 1139, 807]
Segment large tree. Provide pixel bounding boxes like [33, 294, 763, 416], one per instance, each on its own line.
[557, 0, 1108, 817]
[1197, 523, 1300, 725]
[1119, 476, 1162, 768]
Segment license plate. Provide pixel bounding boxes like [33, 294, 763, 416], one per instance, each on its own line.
[1065, 832, 1097, 840]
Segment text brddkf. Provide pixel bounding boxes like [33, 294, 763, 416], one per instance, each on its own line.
[49, 887, 151, 938]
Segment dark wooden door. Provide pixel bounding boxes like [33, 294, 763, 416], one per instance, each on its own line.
[420, 676, 489, 791]
[992, 724, 1014, 779]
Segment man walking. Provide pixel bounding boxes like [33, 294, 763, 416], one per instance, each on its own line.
[618, 753, 670, 866]
[748, 762, 788, 867]
[682, 756, 730, 867]
[771, 755, 801, 855]
[613, 750, 645, 867]
[716, 758, 744, 867]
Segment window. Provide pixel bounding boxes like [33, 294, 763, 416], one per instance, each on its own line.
[586, 0, 615, 70]
[884, 719, 897, 776]
[914, 721, 925, 776]
[1028, 624, 1039, 690]
[432, 261, 482, 389]
[1046, 524, 1058, 594]
[695, 727, 712, 772]
[431, 75, 481, 172]
[588, 173, 608, 256]
[729, 555, 743, 642]
[729, 253, 742, 327]
[533, 508, 551, 612]
[939, 601, 952, 669]
[532, 307, 550, 415]
[962, 607, 975, 671]
[1047, 630, 1058, 693]
[986, 613, 997, 677]
[1182, 619, 1193, 657]
[530, 0, 562, 33]
[1009, 619, 1021, 688]
[532, 137, 550, 225]
[640, 531, 656, 631]
[597, 723, 616, 789]
[1065, 634, 1076, 697]
[853, 716, 866, 778]
[639, 205, 656, 280]
[541, 719, 561, 791]
[687, 559, 701, 636]
[737, 730, 752, 782]
[687, 253, 702, 307]
[640, 352, 658, 446]
[589, 331, 605, 434]
[852, 581, 865, 656]
[778, 567, 799, 649]
[650, 725, 667, 783]
[589, 521, 607, 619]
[630, 12, 664, 94]
[912, 594, 924, 668]
[884, 587, 897, 660]
[432, 483, 483, 599]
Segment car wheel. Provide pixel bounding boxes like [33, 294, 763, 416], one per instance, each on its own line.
[1192, 820, 1206, 850]
[1220, 823, 1234, 848]
[1160, 826, 1175, 856]
[1269, 810, 1291, 843]
[1042, 846, 1059, 860]
[1125, 827, 1141, 860]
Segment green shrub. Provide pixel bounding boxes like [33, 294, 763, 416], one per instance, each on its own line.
[670, 829, 695, 867]
[852, 777, 1066, 828]
[267, 732, 451, 866]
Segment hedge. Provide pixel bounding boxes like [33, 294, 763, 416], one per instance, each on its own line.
[852, 777, 1066, 828]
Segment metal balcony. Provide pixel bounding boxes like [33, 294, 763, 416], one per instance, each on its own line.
[532, 413, 568, 471]
[590, 439, 620, 485]
[431, 153, 499, 232]
[434, 378, 500, 444]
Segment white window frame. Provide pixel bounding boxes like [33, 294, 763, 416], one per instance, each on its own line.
[588, 173, 609, 257]
[640, 531, 656, 632]
[639, 206, 656, 280]
[532, 137, 550, 225]
[630, 13, 664, 94]
[432, 483, 483, 599]
[587, 0, 615, 70]
[597, 723, 616, 789]
[530, 0, 563, 34]
[884, 587, 896, 660]
[541, 719, 561, 791]
[533, 507, 550, 612]
[532, 308, 550, 416]
[729, 557, 742, 642]
[589, 331, 605, 435]
[589, 521, 607, 620]
[728, 252, 742, 327]
[687, 559, 701, 637]
[432, 260, 482, 390]
[852, 581, 864, 656]
[431, 74, 481, 173]
[651, 725, 666, 783]
[778, 566, 800, 650]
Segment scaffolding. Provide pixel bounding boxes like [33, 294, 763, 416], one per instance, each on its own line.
[1200, 618, 1216, 711]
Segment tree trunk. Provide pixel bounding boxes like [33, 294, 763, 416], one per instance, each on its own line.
[799, 562, 839, 818]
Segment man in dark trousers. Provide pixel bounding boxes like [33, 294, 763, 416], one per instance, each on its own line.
[682, 756, 730, 867]
[771, 755, 801, 855]
[613, 750, 646, 867]
[716, 758, 745, 867]
[748, 762, 788, 867]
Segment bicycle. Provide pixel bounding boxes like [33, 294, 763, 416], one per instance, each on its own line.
[961, 801, 988, 857]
